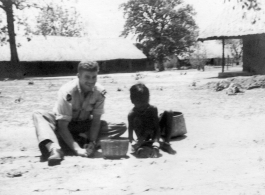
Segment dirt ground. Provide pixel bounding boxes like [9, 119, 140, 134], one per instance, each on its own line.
[1, 66, 265, 195]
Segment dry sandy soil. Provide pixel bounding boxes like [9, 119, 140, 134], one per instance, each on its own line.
[1, 66, 265, 195]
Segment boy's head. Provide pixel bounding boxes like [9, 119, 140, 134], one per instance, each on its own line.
[77, 61, 99, 92]
[130, 83, 150, 106]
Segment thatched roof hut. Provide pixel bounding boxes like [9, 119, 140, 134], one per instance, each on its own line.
[0, 36, 147, 77]
[198, 1, 265, 40]
[198, 2, 265, 74]
[0, 36, 146, 61]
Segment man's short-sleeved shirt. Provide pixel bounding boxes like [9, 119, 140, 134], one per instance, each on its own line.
[53, 78, 106, 122]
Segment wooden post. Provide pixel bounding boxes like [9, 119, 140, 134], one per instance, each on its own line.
[222, 38, 225, 73]
[227, 55, 230, 70]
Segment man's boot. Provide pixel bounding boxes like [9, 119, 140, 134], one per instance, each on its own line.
[48, 148, 64, 166]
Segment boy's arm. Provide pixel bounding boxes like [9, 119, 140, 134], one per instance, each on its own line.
[128, 114, 134, 142]
[152, 107, 160, 143]
[128, 127, 134, 143]
[128, 112, 145, 143]
[128, 111, 145, 149]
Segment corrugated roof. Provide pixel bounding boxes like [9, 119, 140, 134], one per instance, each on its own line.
[198, 1, 265, 41]
[0, 36, 146, 61]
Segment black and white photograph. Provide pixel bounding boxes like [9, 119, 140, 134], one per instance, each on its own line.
[0, 0, 265, 194]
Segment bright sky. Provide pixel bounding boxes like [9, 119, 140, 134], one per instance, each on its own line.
[76, 0, 127, 38]
[76, 0, 224, 39]
[0, 0, 226, 40]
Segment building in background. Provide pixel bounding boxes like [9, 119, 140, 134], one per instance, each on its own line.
[0, 36, 147, 77]
[198, 1, 265, 75]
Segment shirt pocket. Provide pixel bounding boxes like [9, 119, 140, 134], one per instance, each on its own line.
[83, 94, 97, 111]
[84, 104, 94, 112]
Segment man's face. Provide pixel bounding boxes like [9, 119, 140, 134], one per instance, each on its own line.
[78, 70, 98, 92]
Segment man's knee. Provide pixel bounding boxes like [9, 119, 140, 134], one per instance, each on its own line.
[33, 110, 55, 121]
[32, 110, 47, 119]
[118, 123, 127, 134]
[101, 122, 127, 136]
[100, 120, 108, 126]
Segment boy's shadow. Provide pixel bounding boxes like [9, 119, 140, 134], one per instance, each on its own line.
[170, 135, 187, 142]
[160, 134, 187, 143]
[130, 151, 163, 159]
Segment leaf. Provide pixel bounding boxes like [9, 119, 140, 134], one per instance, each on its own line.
[121, 0, 198, 62]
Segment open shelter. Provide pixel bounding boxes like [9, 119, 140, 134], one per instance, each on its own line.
[198, 1, 265, 76]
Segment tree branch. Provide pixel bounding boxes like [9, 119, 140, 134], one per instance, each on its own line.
[13, 2, 21, 10]
[0, 5, 5, 10]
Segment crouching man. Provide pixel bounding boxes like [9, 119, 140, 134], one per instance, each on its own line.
[32, 61, 126, 166]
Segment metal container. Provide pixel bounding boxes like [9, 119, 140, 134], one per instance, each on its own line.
[171, 111, 187, 137]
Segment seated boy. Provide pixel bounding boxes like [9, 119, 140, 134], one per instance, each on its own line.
[128, 83, 176, 158]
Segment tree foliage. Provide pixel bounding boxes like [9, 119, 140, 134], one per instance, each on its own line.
[29, 2, 84, 37]
[0, 13, 8, 46]
[226, 0, 262, 24]
[0, 0, 84, 78]
[0, 0, 42, 45]
[188, 43, 207, 69]
[226, 0, 261, 11]
[120, 0, 198, 71]
[0, 0, 33, 66]
[217, 39, 243, 64]
[225, 39, 243, 63]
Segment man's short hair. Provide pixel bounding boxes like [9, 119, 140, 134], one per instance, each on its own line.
[130, 83, 150, 105]
[78, 61, 99, 73]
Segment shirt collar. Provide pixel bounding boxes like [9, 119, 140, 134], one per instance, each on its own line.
[76, 79, 95, 94]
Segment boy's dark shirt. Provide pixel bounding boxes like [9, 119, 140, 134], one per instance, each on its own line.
[128, 105, 159, 141]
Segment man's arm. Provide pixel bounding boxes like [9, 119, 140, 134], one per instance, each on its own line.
[57, 120, 87, 157]
[88, 114, 102, 142]
[83, 114, 101, 157]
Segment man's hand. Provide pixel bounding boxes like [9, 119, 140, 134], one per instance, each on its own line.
[84, 142, 96, 157]
[75, 148, 88, 157]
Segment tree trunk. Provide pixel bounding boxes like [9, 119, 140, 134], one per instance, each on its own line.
[4, 1, 23, 78]
[158, 58, 164, 71]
